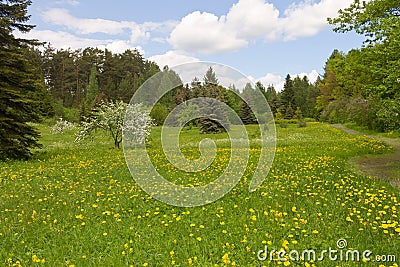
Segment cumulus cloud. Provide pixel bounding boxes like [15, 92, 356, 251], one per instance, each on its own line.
[251, 73, 283, 87]
[252, 70, 319, 91]
[42, 8, 134, 35]
[16, 29, 143, 54]
[168, 11, 248, 54]
[41, 8, 175, 44]
[168, 0, 354, 54]
[281, 0, 354, 41]
[226, 0, 280, 41]
[149, 50, 200, 69]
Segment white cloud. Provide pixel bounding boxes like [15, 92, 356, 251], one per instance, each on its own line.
[281, 0, 354, 41]
[169, 62, 254, 89]
[55, 0, 80, 6]
[294, 69, 320, 84]
[250, 73, 282, 87]
[98, 41, 145, 55]
[168, 11, 248, 54]
[41, 8, 175, 45]
[168, 0, 354, 54]
[16, 29, 143, 54]
[253, 70, 320, 91]
[42, 8, 133, 35]
[149, 50, 200, 69]
[226, 0, 280, 41]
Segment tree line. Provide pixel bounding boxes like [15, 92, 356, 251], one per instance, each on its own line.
[318, 0, 400, 132]
[28, 44, 320, 125]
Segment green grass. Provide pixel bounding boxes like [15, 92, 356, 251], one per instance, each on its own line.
[344, 122, 400, 138]
[0, 123, 399, 266]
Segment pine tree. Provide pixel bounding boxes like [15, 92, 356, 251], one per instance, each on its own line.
[239, 101, 257, 125]
[0, 0, 44, 160]
[294, 106, 303, 121]
[85, 65, 99, 107]
[281, 74, 295, 115]
[285, 104, 294, 119]
[275, 108, 283, 121]
[198, 84, 229, 133]
[203, 67, 218, 85]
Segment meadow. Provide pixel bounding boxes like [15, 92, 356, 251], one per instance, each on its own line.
[0, 122, 399, 266]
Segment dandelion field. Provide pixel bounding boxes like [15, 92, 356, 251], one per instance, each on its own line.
[1, 123, 399, 266]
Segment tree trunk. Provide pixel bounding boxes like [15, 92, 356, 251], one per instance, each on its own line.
[114, 139, 120, 149]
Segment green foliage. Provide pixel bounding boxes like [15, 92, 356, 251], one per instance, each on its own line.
[76, 101, 152, 149]
[294, 106, 303, 121]
[239, 101, 257, 125]
[50, 118, 76, 134]
[199, 90, 229, 133]
[275, 108, 283, 121]
[298, 120, 307, 128]
[376, 99, 400, 132]
[85, 65, 99, 107]
[329, 0, 400, 44]
[150, 103, 169, 126]
[177, 103, 200, 128]
[0, 0, 44, 160]
[284, 104, 294, 119]
[280, 74, 319, 120]
[322, 0, 400, 132]
[279, 122, 288, 128]
[203, 66, 218, 85]
[40, 46, 160, 110]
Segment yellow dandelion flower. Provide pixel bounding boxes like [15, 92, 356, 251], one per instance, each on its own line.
[222, 253, 231, 264]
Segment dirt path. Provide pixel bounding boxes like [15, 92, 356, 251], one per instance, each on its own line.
[331, 124, 400, 188]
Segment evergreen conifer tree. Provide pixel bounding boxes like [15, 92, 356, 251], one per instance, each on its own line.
[0, 0, 44, 160]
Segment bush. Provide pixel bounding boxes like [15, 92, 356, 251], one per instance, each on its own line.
[298, 121, 307, 128]
[150, 103, 169, 126]
[279, 122, 288, 128]
[276, 119, 298, 124]
[376, 99, 400, 132]
[320, 98, 347, 123]
[51, 118, 76, 134]
[304, 118, 316, 122]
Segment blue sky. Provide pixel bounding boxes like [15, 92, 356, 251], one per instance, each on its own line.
[22, 0, 365, 90]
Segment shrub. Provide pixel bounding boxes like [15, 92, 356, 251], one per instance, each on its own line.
[298, 121, 307, 128]
[376, 99, 400, 132]
[150, 103, 169, 126]
[51, 118, 76, 134]
[279, 122, 288, 128]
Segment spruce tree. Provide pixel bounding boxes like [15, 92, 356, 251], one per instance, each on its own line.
[239, 101, 257, 125]
[198, 84, 229, 133]
[294, 106, 303, 121]
[0, 0, 44, 160]
[203, 67, 218, 85]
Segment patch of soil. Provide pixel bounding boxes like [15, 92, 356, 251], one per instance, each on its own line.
[331, 124, 400, 188]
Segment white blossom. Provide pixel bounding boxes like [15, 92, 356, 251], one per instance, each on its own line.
[75, 101, 152, 148]
[51, 118, 76, 134]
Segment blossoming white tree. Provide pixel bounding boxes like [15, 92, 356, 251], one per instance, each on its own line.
[75, 101, 152, 149]
[51, 118, 76, 134]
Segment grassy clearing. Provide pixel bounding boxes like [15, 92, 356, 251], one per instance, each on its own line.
[0, 123, 399, 266]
